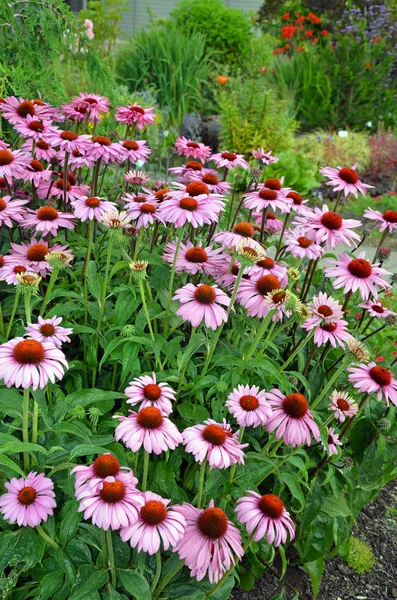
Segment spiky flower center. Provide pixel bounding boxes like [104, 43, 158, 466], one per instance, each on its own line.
[140, 500, 167, 525]
[287, 191, 303, 205]
[194, 284, 216, 304]
[60, 130, 79, 141]
[338, 167, 359, 184]
[221, 152, 237, 161]
[259, 189, 277, 200]
[267, 211, 276, 219]
[140, 203, 156, 214]
[55, 179, 71, 191]
[186, 181, 209, 197]
[297, 236, 313, 248]
[92, 136, 111, 146]
[318, 305, 333, 317]
[282, 393, 308, 418]
[129, 105, 145, 114]
[233, 222, 254, 237]
[371, 304, 384, 314]
[0, 255, 4, 267]
[30, 160, 44, 172]
[336, 398, 350, 411]
[37, 206, 58, 221]
[17, 100, 35, 117]
[321, 322, 337, 332]
[369, 366, 392, 387]
[133, 196, 146, 203]
[28, 120, 44, 132]
[347, 258, 372, 278]
[202, 173, 219, 185]
[239, 395, 259, 411]
[185, 161, 202, 171]
[179, 197, 198, 211]
[27, 243, 48, 261]
[383, 210, 397, 223]
[37, 140, 50, 150]
[100, 480, 126, 503]
[272, 290, 286, 303]
[0, 150, 13, 165]
[136, 406, 163, 429]
[33, 99, 45, 106]
[123, 140, 139, 151]
[155, 189, 169, 201]
[256, 275, 280, 296]
[320, 211, 342, 230]
[85, 197, 100, 208]
[93, 454, 120, 478]
[13, 265, 28, 274]
[198, 507, 228, 539]
[258, 494, 284, 518]
[185, 247, 208, 263]
[202, 424, 227, 445]
[84, 97, 98, 105]
[18, 486, 37, 505]
[257, 257, 275, 269]
[40, 323, 56, 336]
[13, 339, 45, 364]
[265, 178, 281, 190]
[144, 383, 162, 401]
[187, 142, 200, 149]
[0, 198, 6, 211]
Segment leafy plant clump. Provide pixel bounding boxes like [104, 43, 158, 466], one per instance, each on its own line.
[346, 537, 376, 574]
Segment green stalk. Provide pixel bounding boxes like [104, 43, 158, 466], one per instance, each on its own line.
[166, 225, 186, 312]
[243, 310, 274, 362]
[106, 528, 117, 588]
[6, 290, 20, 339]
[151, 551, 162, 593]
[280, 328, 316, 372]
[101, 528, 108, 569]
[0, 301, 5, 336]
[229, 427, 245, 483]
[24, 292, 31, 323]
[37, 525, 59, 550]
[311, 358, 351, 411]
[138, 279, 156, 345]
[177, 327, 197, 394]
[22, 388, 30, 472]
[196, 459, 207, 508]
[142, 450, 149, 492]
[31, 400, 39, 462]
[153, 560, 185, 598]
[40, 267, 59, 317]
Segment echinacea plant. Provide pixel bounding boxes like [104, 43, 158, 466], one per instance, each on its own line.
[0, 93, 396, 600]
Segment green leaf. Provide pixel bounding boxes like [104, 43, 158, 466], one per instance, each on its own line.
[69, 569, 109, 599]
[69, 444, 111, 459]
[177, 333, 207, 371]
[0, 387, 22, 417]
[87, 260, 103, 301]
[0, 453, 25, 477]
[178, 403, 210, 423]
[65, 388, 122, 411]
[235, 452, 274, 489]
[303, 559, 324, 599]
[60, 500, 82, 546]
[99, 337, 152, 369]
[302, 513, 334, 563]
[279, 472, 305, 511]
[53, 422, 93, 439]
[322, 494, 351, 518]
[114, 289, 138, 326]
[119, 569, 151, 600]
[239, 567, 255, 591]
[0, 441, 48, 455]
[36, 570, 64, 600]
[278, 544, 287, 579]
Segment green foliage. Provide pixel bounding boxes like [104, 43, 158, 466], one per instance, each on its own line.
[79, 0, 129, 61]
[116, 22, 213, 126]
[265, 149, 320, 194]
[297, 130, 371, 173]
[170, 0, 252, 66]
[345, 537, 375, 574]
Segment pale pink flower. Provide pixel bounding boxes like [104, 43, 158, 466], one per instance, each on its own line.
[0, 195, 28, 226]
[173, 283, 230, 330]
[22, 138, 59, 161]
[72, 195, 116, 222]
[163, 240, 227, 276]
[323, 427, 342, 456]
[359, 299, 396, 319]
[210, 150, 249, 170]
[10, 238, 68, 276]
[115, 104, 156, 129]
[324, 251, 391, 300]
[0, 471, 56, 527]
[13, 115, 56, 141]
[213, 221, 256, 248]
[253, 210, 284, 234]
[70, 93, 110, 122]
[348, 362, 397, 406]
[123, 169, 150, 186]
[61, 103, 89, 122]
[189, 170, 231, 194]
[329, 390, 358, 422]
[116, 139, 151, 164]
[0, 337, 68, 390]
[0, 262, 30, 285]
[226, 384, 272, 427]
[23, 160, 52, 186]
[364, 207, 397, 233]
[120, 491, 186, 554]
[182, 419, 247, 469]
[22, 206, 75, 237]
[235, 492, 295, 546]
[126, 200, 161, 229]
[236, 274, 282, 318]
[25, 316, 73, 348]
[72, 453, 138, 497]
[302, 317, 351, 348]
[68, 148, 95, 169]
[265, 390, 320, 447]
[284, 228, 324, 259]
[0, 97, 50, 124]
[292, 204, 361, 249]
[90, 136, 123, 164]
[158, 194, 221, 228]
[320, 164, 373, 197]
[84, 18, 95, 39]
[101, 209, 131, 230]
[284, 191, 310, 214]
[244, 179, 290, 213]
[38, 176, 89, 204]
[245, 257, 288, 283]
[0, 148, 31, 179]
[175, 137, 211, 163]
[125, 372, 176, 416]
[263, 289, 292, 322]
[307, 292, 344, 325]
[252, 148, 279, 165]
[46, 129, 91, 153]
[114, 407, 182, 454]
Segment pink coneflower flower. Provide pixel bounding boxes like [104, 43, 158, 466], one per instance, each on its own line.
[90, 136, 122, 164]
[323, 427, 342, 456]
[0, 148, 31, 180]
[235, 492, 295, 546]
[76, 475, 143, 530]
[244, 180, 290, 213]
[324, 252, 391, 300]
[182, 419, 247, 469]
[210, 150, 250, 170]
[25, 316, 73, 348]
[68, 148, 95, 169]
[174, 500, 244, 583]
[116, 139, 151, 164]
[22, 138, 59, 162]
[320, 164, 373, 197]
[123, 169, 150, 186]
[72, 453, 138, 497]
[0, 337, 68, 390]
[364, 207, 397, 233]
[115, 104, 156, 129]
[359, 299, 396, 319]
[265, 390, 320, 447]
[22, 206, 75, 237]
[101, 209, 132, 229]
[10, 238, 68, 276]
[0, 471, 56, 527]
[252, 148, 279, 165]
[292, 205, 361, 249]
[253, 210, 284, 234]
[263, 289, 293, 322]
[23, 160, 52, 186]
[71, 93, 110, 121]
[114, 407, 182, 454]
[245, 257, 287, 283]
[307, 293, 344, 325]
[61, 102, 89, 122]
[236, 274, 281, 318]
[329, 390, 358, 422]
[0, 262, 30, 285]
[169, 161, 205, 182]
[13, 115, 55, 141]
[125, 200, 161, 229]
[213, 221, 256, 248]
[226, 384, 272, 427]
[158, 193, 221, 228]
[38, 176, 88, 204]
[189, 170, 231, 194]
[125, 373, 176, 416]
[46, 129, 91, 153]
[0, 195, 28, 226]
[175, 137, 211, 163]
[120, 491, 186, 554]
[284, 191, 309, 214]
[284, 228, 324, 259]
[0, 97, 49, 124]
[302, 317, 351, 348]
[173, 283, 230, 330]
[348, 362, 397, 406]
[163, 240, 227, 276]
[72, 195, 116, 222]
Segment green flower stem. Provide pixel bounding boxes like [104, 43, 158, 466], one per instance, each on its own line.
[24, 292, 32, 323]
[137, 278, 157, 351]
[229, 427, 245, 483]
[177, 326, 197, 394]
[166, 225, 185, 312]
[243, 311, 274, 362]
[0, 301, 5, 337]
[22, 388, 30, 472]
[268, 439, 283, 458]
[153, 560, 185, 598]
[40, 266, 59, 317]
[333, 190, 343, 211]
[142, 450, 149, 492]
[202, 267, 245, 376]
[101, 528, 107, 569]
[133, 227, 145, 261]
[81, 219, 94, 280]
[280, 328, 316, 372]
[311, 358, 351, 411]
[106, 528, 117, 588]
[373, 228, 389, 262]
[260, 435, 275, 455]
[196, 459, 207, 508]
[31, 400, 39, 465]
[151, 550, 162, 593]
[6, 290, 20, 340]
[37, 525, 59, 550]
[275, 212, 290, 259]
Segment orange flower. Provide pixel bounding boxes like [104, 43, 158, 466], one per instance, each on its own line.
[308, 12, 322, 24]
[285, 43, 291, 50]
[304, 29, 314, 38]
[296, 46, 305, 52]
[311, 37, 319, 44]
[365, 63, 372, 69]
[295, 15, 306, 24]
[281, 25, 296, 39]
[215, 76, 229, 85]
[258, 66, 268, 74]
[321, 29, 329, 36]
[282, 12, 290, 20]
[372, 35, 382, 44]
